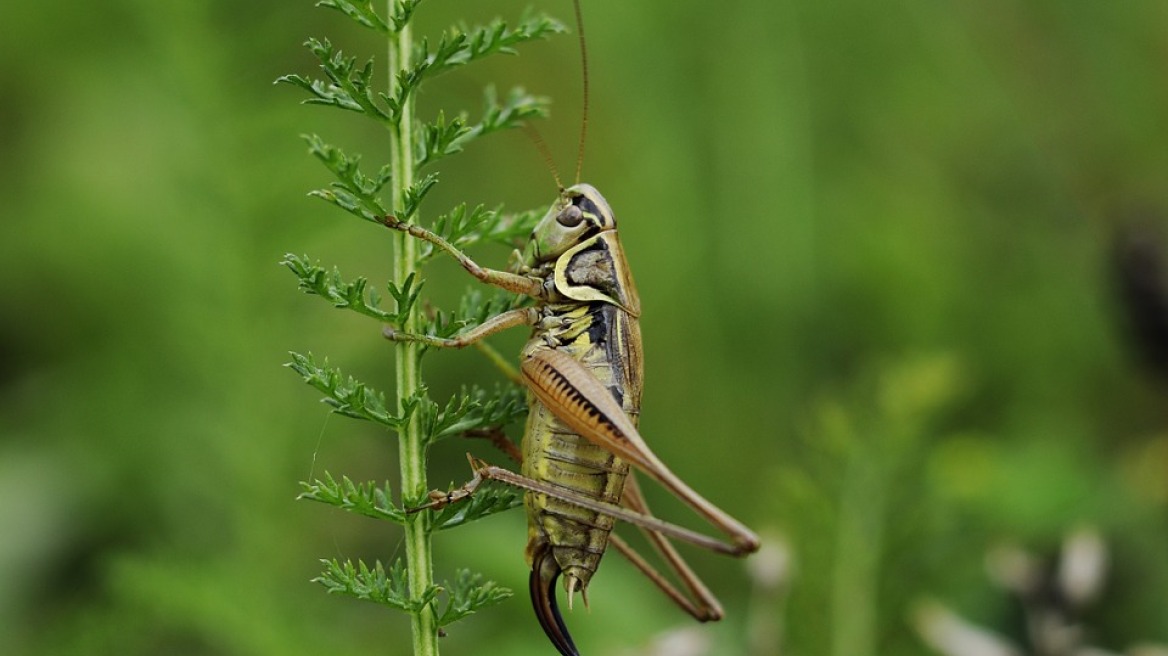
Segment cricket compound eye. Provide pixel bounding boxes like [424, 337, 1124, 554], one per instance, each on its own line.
[556, 204, 584, 228]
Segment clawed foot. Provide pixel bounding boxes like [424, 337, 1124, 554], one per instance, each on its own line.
[405, 455, 490, 514]
[406, 487, 472, 514]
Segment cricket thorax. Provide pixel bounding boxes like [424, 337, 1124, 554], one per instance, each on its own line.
[549, 231, 641, 316]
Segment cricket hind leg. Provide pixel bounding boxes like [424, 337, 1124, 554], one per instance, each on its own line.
[609, 474, 725, 622]
[521, 350, 761, 556]
[404, 444, 584, 656]
[404, 424, 523, 514]
[409, 456, 733, 653]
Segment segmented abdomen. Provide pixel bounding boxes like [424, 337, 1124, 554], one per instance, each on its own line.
[521, 303, 641, 588]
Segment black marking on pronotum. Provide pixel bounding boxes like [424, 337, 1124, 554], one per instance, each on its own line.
[572, 194, 604, 226]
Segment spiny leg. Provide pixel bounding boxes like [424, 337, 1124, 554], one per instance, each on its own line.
[466, 458, 746, 556]
[610, 474, 724, 622]
[379, 217, 543, 352]
[407, 440, 731, 648]
[408, 454, 748, 555]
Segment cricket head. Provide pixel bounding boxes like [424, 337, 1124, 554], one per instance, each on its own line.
[525, 183, 616, 265]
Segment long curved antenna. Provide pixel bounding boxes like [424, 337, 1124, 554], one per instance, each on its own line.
[524, 123, 564, 191]
[572, 0, 589, 185]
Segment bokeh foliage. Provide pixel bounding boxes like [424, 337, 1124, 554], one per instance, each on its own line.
[1, 1, 1166, 655]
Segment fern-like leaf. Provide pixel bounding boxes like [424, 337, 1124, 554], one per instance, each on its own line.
[418, 383, 528, 445]
[282, 254, 395, 321]
[278, 38, 392, 122]
[414, 87, 549, 170]
[434, 569, 513, 627]
[316, 0, 390, 33]
[302, 135, 391, 224]
[415, 14, 567, 82]
[286, 352, 406, 429]
[315, 558, 440, 613]
[299, 472, 407, 524]
[387, 0, 423, 33]
[400, 172, 439, 222]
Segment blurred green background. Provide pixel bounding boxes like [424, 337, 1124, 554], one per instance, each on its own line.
[2, 0, 1167, 655]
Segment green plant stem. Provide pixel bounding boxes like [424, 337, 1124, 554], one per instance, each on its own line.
[388, 15, 439, 656]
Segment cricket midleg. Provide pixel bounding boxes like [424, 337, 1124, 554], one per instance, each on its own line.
[382, 307, 538, 349]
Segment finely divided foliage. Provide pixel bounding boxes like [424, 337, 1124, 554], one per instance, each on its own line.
[280, 1, 565, 652]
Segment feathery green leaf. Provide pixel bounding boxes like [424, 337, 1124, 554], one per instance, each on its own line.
[387, 0, 424, 32]
[316, 0, 390, 33]
[278, 38, 391, 122]
[299, 472, 408, 524]
[434, 569, 513, 627]
[415, 87, 549, 171]
[414, 14, 567, 82]
[315, 558, 440, 613]
[302, 134, 391, 224]
[282, 254, 395, 321]
[400, 172, 439, 221]
[419, 383, 528, 445]
[286, 352, 407, 429]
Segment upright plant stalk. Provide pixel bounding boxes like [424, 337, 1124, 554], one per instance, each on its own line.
[280, 3, 565, 653]
[387, 17, 439, 656]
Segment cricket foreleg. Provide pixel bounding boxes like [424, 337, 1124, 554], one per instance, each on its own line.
[382, 216, 546, 297]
